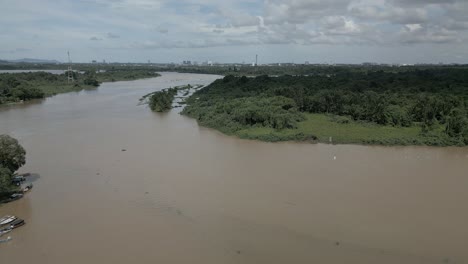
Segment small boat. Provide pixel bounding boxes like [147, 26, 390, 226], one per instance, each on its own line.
[0, 229, 11, 237]
[0, 216, 16, 226]
[0, 236, 12, 243]
[8, 218, 25, 229]
[11, 175, 25, 185]
[23, 183, 33, 193]
[5, 193, 23, 203]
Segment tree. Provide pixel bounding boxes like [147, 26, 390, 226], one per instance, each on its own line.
[149, 88, 177, 112]
[83, 72, 100, 86]
[445, 108, 468, 138]
[0, 166, 13, 194]
[0, 135, 26, 172]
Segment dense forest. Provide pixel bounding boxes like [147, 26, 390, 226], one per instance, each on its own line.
[182, 68, 468, 146]
[0, 70, 159, 105]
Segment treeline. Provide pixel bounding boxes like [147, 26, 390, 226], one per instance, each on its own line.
[0, 71, 97, 104]
[93, 69, 159, 82]
[183, 68, 468, 145]
[153, 64, 468, 77]
[0, 72, 49, 103]
[0, 70, 160, 105]
[149, 88, 178, 112]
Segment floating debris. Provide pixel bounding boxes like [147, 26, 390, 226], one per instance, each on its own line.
[121, 149, 127, 152]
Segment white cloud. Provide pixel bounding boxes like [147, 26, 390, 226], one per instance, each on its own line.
[0, 0, 467, 63]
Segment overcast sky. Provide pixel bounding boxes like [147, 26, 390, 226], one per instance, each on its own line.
[1, 0, 467, 64]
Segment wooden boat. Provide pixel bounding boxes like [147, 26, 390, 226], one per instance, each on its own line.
[0, 215, 16, 226]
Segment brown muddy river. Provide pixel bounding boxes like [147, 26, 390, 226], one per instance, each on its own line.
[1, 72, 468, 264]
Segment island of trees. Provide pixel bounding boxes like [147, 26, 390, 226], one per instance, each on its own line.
[182, 68, 468, 146]
[148, 88, 178, 112]
[143, 85, 201, 112]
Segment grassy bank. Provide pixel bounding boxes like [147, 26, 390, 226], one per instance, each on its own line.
[0, 70, 160, 105]
[235, 113, 460, 146]
[181, 72, 468, 146]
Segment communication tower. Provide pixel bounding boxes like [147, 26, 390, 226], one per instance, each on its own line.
[67, 51, 74, 83]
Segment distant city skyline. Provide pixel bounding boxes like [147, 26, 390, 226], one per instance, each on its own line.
[1, 0, 467, 64]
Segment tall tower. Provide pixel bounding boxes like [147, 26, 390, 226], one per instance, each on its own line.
[255, 54, 258, 66]
[67, 51, 74, 83]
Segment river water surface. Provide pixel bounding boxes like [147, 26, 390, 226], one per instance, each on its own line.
[1, 72, 467, 264]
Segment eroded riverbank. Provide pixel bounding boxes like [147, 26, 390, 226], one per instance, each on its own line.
[1, 73, 467, 264]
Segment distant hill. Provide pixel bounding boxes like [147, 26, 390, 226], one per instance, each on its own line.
[5, 58, 62, 64]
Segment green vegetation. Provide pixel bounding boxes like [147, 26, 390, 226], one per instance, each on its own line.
[0, 135, 26, 172]
[93, 69, 159, 83]
[152, 64, 468, 77]
[182, 69, 468, 146]
[0, 135, 25, 199]
[144, 84, 199, 112]
[236, 114, 460, 145]
[0, 166, 15, 197]
[0, 70, 160, 105]
[149, 88, 178, 112]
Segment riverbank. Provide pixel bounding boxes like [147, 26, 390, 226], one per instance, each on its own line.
[236, 113, 461, 146]
[182, 110, 459, 146]
[181, 73, 468, 147]
[0, 70, 160, 106]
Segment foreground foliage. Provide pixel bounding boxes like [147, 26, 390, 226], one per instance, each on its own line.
[182, 68, 468, 146]
[0, 135, 26, 172]
[0, 135, 25, 198]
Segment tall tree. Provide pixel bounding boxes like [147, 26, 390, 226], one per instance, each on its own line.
[0, 134, 26, 172]
[0, 166, 13, 193]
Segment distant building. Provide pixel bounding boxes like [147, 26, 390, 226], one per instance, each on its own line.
[92, 60, 97, 63]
